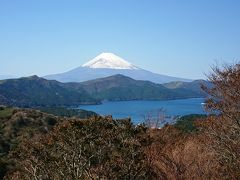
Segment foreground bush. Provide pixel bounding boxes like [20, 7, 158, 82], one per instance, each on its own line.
[9, 116, 152, 179]
[202, 63, 240, 178]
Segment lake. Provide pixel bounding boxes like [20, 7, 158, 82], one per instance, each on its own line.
[78, 98, 206, 124]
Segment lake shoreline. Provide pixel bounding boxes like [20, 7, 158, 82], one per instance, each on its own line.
[77, 98, 206, 124]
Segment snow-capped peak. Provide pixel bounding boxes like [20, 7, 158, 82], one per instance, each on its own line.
[82, 53, 139, 70]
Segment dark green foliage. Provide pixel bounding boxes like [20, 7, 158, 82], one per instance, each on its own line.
[0, 76, 99, 107]
[163, 79, 212, 97]
[0, 107, 14, 118]
[0, 158, 8, 180]
[79, 74, 207, 101]
[0, 75, 207, 108]
[174, 114, 207, 133]
[37, 107, 97, 118]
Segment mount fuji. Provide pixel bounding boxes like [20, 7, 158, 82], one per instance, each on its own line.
[44, 53, 192, 83]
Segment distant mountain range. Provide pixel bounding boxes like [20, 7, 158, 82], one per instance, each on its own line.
[0, 76, 98, 107]
[44, 53, 192, 84]
[0, 75, 210, 107]
[76, 75, 209, 101]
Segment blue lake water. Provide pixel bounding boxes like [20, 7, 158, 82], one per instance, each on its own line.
[78, 98, 205, 124]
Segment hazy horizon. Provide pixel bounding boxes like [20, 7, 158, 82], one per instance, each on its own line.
[0, 0, 240, 79]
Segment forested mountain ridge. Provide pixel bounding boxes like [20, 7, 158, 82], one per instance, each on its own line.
[76, 74, 209, 100]
[0, 75, 208, 107]
[0, 75, 99, 107]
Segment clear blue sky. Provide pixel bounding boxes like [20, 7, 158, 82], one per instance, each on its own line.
[0, 0, 239, 79]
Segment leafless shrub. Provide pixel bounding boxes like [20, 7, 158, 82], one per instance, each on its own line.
[202, 62, 240, 178]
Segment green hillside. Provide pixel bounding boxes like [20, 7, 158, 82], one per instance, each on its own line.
[0, 76, 99, 107]
[0, 75, 208, 107]
[78, 74, 207, 100]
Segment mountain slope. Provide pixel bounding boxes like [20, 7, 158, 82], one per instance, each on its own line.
[82, 52, 139, 69]
[163, 80, 212, 97]
[0, 75, 207, 107]
[0, 76, 99, 107]
[44, 53, 191, 83]
[70, 75, 206, 101]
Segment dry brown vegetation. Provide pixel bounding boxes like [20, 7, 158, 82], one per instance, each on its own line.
[202, 63, 240, 178]
[6, 117, 152, 179]
[146, 122, 222, 179]
[146, 63, 240, 179]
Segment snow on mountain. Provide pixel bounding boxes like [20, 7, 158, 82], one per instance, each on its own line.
[82, 53, 139, 70]
[44, 53, 192, 84]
